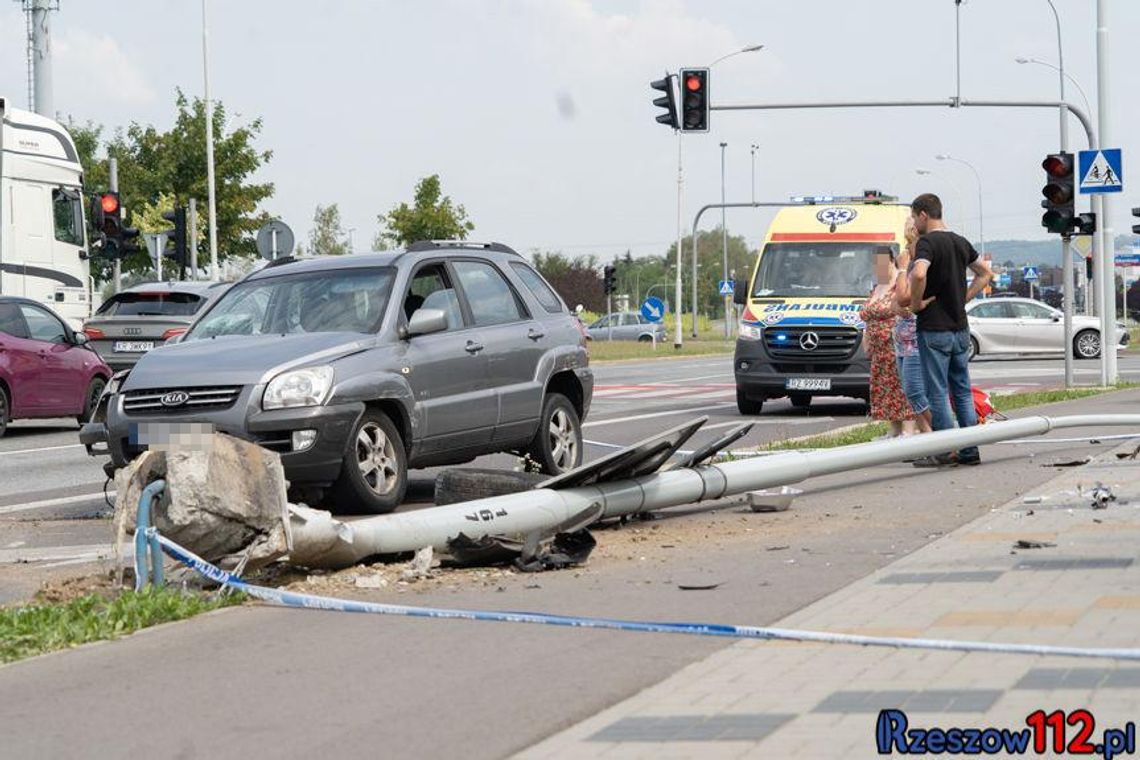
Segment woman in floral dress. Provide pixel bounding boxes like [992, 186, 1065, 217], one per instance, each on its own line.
[859, 248, 915, 437]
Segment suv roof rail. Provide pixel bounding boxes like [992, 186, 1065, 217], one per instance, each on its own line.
[406, 240, 521, 256]
[262, 255, 297, 269]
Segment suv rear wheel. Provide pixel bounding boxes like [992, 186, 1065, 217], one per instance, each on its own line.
[736, 387, 763, 415]
[528, 393, 582, 475]
[330, 410, 407, 514]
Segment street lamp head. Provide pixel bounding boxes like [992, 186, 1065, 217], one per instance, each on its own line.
[915, 168, 933, 175]
[741, 44, 765, 53]
[935, 153, 951, 161]
[1014, 56, 1030, 64]
[720, 142, 727, 148]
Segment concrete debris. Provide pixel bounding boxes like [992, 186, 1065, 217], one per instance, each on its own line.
[401, 546, 435, 581]
[447, 528, 596, 572]
[1014, 539, 1057, 550]
[354, 575, 389, 589]
[115, 434, 290, 571]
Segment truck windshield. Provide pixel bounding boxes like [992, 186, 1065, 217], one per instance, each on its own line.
[751, 242, 891, 298]
[185, 267, 395, 340]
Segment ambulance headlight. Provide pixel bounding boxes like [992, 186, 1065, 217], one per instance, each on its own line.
[739, 322, 764, 341]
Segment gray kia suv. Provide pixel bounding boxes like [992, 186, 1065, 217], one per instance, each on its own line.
[81, 242, 593, 513]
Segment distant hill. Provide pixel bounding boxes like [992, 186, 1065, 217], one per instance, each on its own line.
[980, 235, 1134, 267]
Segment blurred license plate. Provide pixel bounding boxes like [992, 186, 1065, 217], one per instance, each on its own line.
[113, 341, 154, 353]
[786, 378, 830, 391]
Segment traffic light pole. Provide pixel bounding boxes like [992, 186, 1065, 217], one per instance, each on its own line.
[109, 157, 120, 295]
[674, 130, 684, 349]
[1096, 0, 1117, 386]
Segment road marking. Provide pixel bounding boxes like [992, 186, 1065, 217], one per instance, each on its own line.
[4, 540, 26, 549]
[0, 443, 84, 457]
[583, 403, 734, 428]
[697, 417, 835, 431]
[0, 491, 113, 515]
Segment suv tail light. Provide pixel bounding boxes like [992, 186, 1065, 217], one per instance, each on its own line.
[83, 326, 105, 339]
[161, 327, 188, 340]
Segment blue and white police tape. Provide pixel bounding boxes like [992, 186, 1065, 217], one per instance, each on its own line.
[158, 534, 1140, 661]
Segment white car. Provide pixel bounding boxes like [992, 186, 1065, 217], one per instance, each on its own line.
[965, 296, 1128, 360]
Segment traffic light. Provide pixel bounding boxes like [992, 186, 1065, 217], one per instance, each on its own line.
[89, 191, 138, 259]
[602, 264, 616, 296]
[162, 206, 188, 276]
[650, 74, 678, 129]
[1041, 152, 1075, 234]
[1075, 212, 1097, 236]
[679, 68, 709, 133]
[1132, 206, 1140, 236]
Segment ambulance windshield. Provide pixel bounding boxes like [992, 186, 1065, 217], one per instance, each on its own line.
[751, 242, 892, 298]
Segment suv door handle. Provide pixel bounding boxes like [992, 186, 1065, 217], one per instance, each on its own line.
[465, 340, 484, 354]
[527, 329, 545, 341]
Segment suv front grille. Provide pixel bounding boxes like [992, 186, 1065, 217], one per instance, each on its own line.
[123, 386, 242, 414]
[764, 325, 861, 360]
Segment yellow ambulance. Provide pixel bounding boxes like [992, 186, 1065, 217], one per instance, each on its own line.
[732, 192, 910, 414]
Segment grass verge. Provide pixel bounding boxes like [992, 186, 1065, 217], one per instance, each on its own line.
[0, 587, 243, 665]
[761, 384, 1132, 452]
[588, 339, 734, 362]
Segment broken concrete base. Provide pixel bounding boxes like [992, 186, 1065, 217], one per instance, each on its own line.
[114, 434, 291, 571]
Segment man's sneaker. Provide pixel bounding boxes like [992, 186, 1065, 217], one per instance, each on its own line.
[912, 453, 958, 468]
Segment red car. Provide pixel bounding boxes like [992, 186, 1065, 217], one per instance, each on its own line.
[0, 296, 111, 437]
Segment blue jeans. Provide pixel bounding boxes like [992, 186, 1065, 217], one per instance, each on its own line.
[895, 353, 929, 415]
[917, 329, 979, 459]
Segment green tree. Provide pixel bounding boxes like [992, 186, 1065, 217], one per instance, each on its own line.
[69, 90, 274, 280]
[307, 203, 349, 255]
[665, 228, 754, 317]
[374, 174, 474, 249]
[530, 251, 605, 312]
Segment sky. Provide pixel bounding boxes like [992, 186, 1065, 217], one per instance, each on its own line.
[1, 0, 1137, 260]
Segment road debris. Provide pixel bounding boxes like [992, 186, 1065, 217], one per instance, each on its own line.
[1088, 483, 1117, 510]
[748, 486, 802, 513]
[1013, 539, 1057, 550]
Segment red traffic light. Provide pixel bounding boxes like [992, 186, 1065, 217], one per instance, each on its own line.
[1042, 154, 1072, 178]
[100, 193, 119, 214]
[685, 75, 703, 92]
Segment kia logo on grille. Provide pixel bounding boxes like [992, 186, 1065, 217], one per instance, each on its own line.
[160, 391, 190, 407]
[799, 332, 820, 351]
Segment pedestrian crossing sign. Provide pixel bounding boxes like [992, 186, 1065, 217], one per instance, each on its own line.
[1078, 148, 1123, 194]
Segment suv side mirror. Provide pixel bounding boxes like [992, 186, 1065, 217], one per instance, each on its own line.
[406, 308, 448, 338]
[733, 279, 749, 306]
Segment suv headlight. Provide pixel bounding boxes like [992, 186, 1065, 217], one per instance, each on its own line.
[739, 322, 764, 341]
[263, 366, 334, 410]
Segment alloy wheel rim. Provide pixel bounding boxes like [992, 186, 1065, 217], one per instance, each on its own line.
[1078, 333, 1100, 358]
[89, 381, 104, 413]
[356, 422, 398, 496]
[548, 408, 578, 471]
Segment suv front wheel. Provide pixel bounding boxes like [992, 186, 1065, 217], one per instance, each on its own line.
[528, 393, 582, 475]
[330, 409, 408, 514]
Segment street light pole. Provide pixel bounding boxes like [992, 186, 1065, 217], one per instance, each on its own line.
[720, 142, 729, 338]
[750, 143, 759, 205]
[1044, 0, 1073, 388]
[1096, 0, 1117, 385]
[935, 154, 985, 258]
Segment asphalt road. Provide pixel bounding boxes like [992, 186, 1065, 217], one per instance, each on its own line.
[0, 352, 1137, 602]
[2, 388, 1138, 759]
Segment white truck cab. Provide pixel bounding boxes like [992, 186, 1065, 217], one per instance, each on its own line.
[0, 97, 91, 327]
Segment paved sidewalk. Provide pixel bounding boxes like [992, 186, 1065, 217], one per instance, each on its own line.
[519, 441, 1140, 759]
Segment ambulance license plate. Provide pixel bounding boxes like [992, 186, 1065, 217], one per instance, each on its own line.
[786, 378, 830, 391]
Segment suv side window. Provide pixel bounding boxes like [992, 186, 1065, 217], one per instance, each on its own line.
[509, 262, 563, 313]
[18, 304, 68, 343]
[405, 263, 463, 330]
[452, 261, 527, 326]
[0, 303, 30, 339]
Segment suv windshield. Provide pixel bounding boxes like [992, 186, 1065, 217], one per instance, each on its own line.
[752, 242, 891, 298]
[185, 267, 395, 340]
[95, 292, 204, 317]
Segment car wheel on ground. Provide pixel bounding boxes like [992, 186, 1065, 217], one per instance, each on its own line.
[0, 386, 8, 438]
[637, 334, 652, 343]
[968, 336, 979, 361]
[329, 409, 407, 514]
[527, 393, 582, 475]
[790, 394, 811, 410]
[1074, 329, 1101, 359]
[736, 387, 763, 415]
[77, 377, 106, 426]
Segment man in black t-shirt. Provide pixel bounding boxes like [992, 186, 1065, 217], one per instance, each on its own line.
[906, 193, 993, 467]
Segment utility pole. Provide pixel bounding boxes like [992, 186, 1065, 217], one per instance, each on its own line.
[29, 0, 53, 117]
[720, 142, 729, 338]
[202, 0, 219, 281]
[674, 131, 684, 349]
[1096, 0, 1117, 385]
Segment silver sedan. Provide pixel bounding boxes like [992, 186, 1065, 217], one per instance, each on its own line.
[965, 296, 1128, 360]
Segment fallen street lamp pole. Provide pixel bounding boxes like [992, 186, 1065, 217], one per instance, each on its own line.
[287, 413, 1140, 569]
